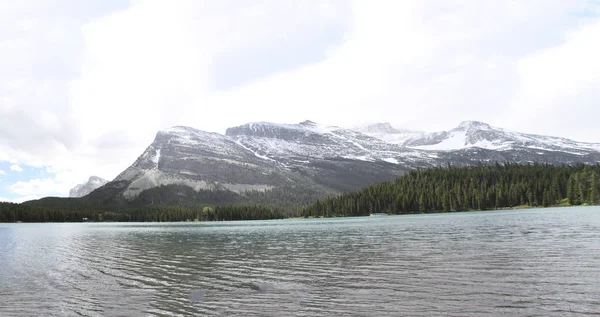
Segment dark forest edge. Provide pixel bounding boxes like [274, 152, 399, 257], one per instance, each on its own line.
[1, 163, 598, 222]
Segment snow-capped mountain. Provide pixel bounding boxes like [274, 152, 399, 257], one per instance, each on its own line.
[100, 120, 600, 202]
[112, 121, 413, 199]
[361, 120, 600, 155]
[113, 126, 303, 199]
[226, 120, 422, 165]
[69, 176, 108, 197]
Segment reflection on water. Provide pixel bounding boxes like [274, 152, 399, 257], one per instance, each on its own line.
[1, 207, 600, 316]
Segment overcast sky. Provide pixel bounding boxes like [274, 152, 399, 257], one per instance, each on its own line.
[1, 0, 600, 202]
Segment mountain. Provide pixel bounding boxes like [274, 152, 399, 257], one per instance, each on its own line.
[353, 122, 418, 134]
[362, 120, 600, 155]
[111, 122, 412, 202]
[103, 119, 600, 199]
[69, 176, 108, 197]
[29, 120, 600, 210]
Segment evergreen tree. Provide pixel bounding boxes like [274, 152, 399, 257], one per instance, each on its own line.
[589, 172, 597, 205]
[568, 175, 578, 205]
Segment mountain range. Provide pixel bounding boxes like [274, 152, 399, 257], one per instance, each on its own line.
[59, 120, 600, 208]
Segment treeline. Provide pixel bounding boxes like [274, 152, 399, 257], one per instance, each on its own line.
[0, 202, 284, 223]
[1, 179, 292, 222]
[0, 202, 98, 223]
[6, 182, 321, 222]
[22, 183, 322, 214]
[303, 163, 600, 217]
[3, 163, 598, 222]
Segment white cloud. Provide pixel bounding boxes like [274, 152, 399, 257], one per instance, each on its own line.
[10, 165, 23, 172]
[502, 18, 600, 140]
[63, 0, 353, 183]
[0, 195, 42, 204]
[9, 177, 70, 198]
[1, 0, 600, 201]
[201, 0, 600, 137]
[0, 169, 5, 175]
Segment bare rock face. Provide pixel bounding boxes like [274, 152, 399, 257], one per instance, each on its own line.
[69, 176, 109, 197]
[102, 120, 600, 201]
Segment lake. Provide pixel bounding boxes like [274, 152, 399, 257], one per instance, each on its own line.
[1, 207, 599, 316]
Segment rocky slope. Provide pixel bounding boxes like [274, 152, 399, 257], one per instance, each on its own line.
[69, 176, 108, 197]
[70, 120, 600, 206]
[111, 123, 411, 200]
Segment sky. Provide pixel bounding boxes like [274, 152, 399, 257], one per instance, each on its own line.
[1, 0, 600, 202]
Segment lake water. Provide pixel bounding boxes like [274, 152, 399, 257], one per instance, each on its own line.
[1, 207, 599, 316]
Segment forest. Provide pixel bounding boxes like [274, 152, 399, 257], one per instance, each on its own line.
[303, 163, 599, 217]
[1, 163, 598, 222]
[0, 202, 285, 223]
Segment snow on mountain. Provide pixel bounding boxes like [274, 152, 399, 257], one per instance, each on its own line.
[103, 120, 600, 200]
[353, 123, 425, 145]
[361, 120, 600, 154]
[226, 121, 422, 166]
[114, 125, 287, 198]
[111, 120, 429, 199]
[407, 121, 500, 151]
[69, 176, 108, 197]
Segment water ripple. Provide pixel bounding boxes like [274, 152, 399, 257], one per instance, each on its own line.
[1, 207, 600, 316]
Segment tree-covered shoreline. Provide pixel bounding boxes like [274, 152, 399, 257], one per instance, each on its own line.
[1, 163, 598, 223]
[303, 163, 599, 217]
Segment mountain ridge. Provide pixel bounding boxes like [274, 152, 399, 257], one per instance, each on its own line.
[105, 119, 599, 199]
[34, 120, 600, 209]
[359, 120, 600, 154]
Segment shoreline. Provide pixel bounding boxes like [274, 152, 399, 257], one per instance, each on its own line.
[2, 204, 596, 224]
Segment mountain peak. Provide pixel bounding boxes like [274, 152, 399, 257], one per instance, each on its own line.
[299, 120, 318, 127]
[354, 122, 416, 134]
[366, 122, 399, 134]
[159, 125, 198, 134]
[456, 121, 491, 130]
[88, 176, 105, 183]
[69, 176, 108, 198]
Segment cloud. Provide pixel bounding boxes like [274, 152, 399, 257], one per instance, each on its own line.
[62, 0, 353, 182]
[201, 0, 600, 138]
[0, 0, 127, 169]
[0, 195, 43, 204]
[10, 165, 23, 172]
[0, 169, 5, 175]
[9, 177, 70, 198]
[1, 0, 600, 201]
[504, 17, 600, 140]
[0, 2, 82, 167]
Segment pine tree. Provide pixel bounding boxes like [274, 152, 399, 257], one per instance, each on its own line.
[495, 187, 504, 208]
[567, 175, 578, 205]
[542, 189, 550, 207]
[589, 172, 597, 205]
[418, 193, 426, 213]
